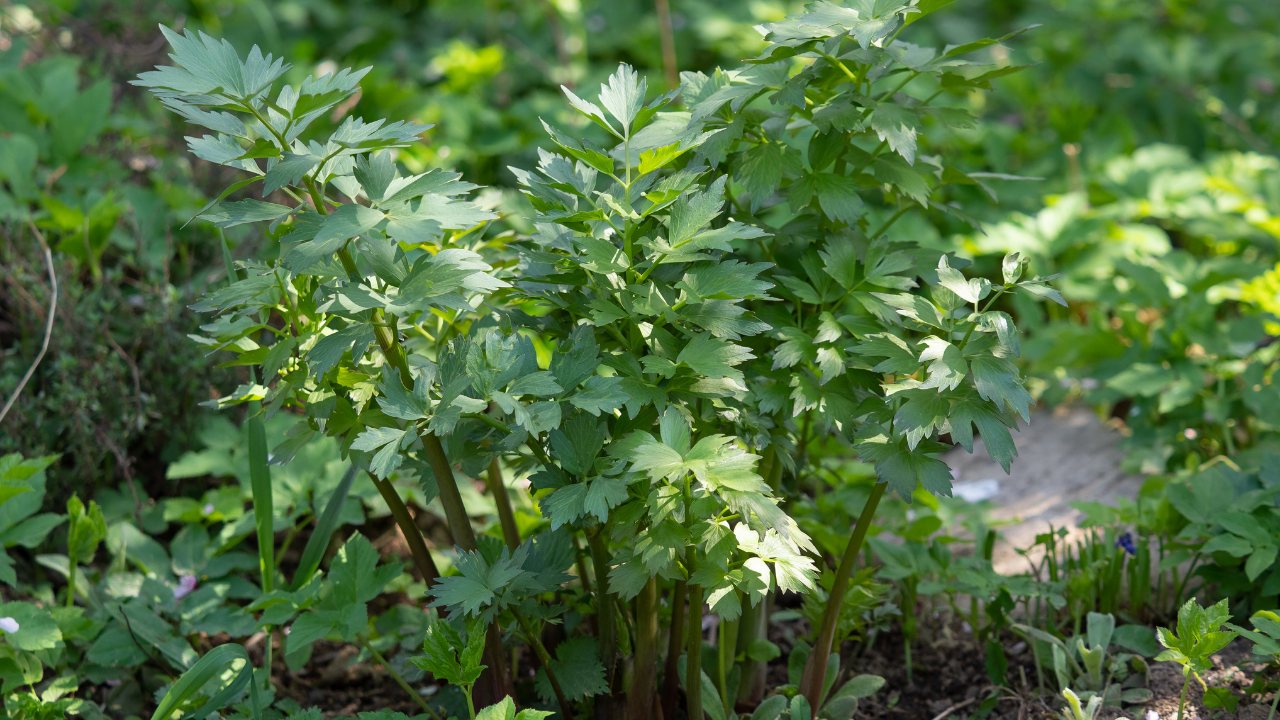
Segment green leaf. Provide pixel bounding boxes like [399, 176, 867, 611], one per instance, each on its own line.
[350, 426, 408, 479]
[201, 199, 294, 228]
[1018, 277, 1067, 306]
[65, 496, 106, 567]
[292, 463, 358, 590]
[584, 477, 628, 523]
[429, 546, 534, 618]
[678, 261, 775, 302]
[869, 104, 920, 164]
[856, 333, 918, 374]
[146, 643, 255, 720]
[631, 440, 686, 482]
[329, 533, 402, 606]
[562, 87, 619, 138]
[414, 617, 486, 686]
[666, 176, 729, 248]
[970, 355, 1033, 422]
[894, 391, 949, 450]
[541, 121, 614, 175]
[813, 173, 865, 225]
[307, 323, 375, 377]
[873, 292, 946, 328]
[597, 64, 646, 133]
[976, 311, 1019, 357]
[134, 26, 289, 101]
[854, 425, 953, 499]
[936, 255, 990, 303]
[0, 602, 61, 651]
[904, 0, 958, 24]
[947, 398, 1017, 473]
[534, 636, 608, 704]
[263, 152, 320, 194]
[313, 203, 385, 245]
[551, 327, 601, 391]
[918, 337, 967, 391]
[549, 414, 606, 477]
[570, 376, 630, 416]
[638, 142, 689, 175]
[737, 143, 801, 204]
[1247, 546, 1277, 582]
[542, 483, 590, 530]
[1112, 625, 1160, 658]
[679, 302, 771, 340]
[677, 333, 754, 381]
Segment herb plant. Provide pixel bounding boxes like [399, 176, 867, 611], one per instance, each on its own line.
[1156, 598, 1238, 720]
[667, 1, 1061, 705]
[132, 23, 515, 706]
[129, 3, 1062, 715]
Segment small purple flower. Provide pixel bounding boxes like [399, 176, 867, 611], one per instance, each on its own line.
[202, 503, 215, 515]
[1115, 532, 1136, 555]
[173, 575, 198, 599]
[0, 617, 18, 634]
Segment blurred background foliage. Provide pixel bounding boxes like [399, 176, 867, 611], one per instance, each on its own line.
[1, 0, 1278, 503]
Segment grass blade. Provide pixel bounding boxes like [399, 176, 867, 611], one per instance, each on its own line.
[291, 461, 358, 591]
[150, 644, 252, 720]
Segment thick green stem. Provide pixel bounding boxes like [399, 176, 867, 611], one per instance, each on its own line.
[587, 530, 617, 705]
[486, 457, 521, 550]
[800, 481, 887, 710]
[1177, 673, 1191, 720]
[628, 576, 659, 720]
[718, 611, 738, 715]
[369, 472, 441, 585]
[358, 634, 444, 720]
[661, 580, 687, 720]
[419, 431, 477, 551]
[735, 596, 766, 704]
[686, 576, 705, 720]
[517, 614, 573, 719]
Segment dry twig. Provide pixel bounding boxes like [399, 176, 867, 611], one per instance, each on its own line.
[0, 223, 58, 424]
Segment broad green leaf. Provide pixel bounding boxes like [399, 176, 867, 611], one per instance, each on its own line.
[855, 425, 953, 499]
[970, 355, 1033, 422]
[534, 636, 608, 704]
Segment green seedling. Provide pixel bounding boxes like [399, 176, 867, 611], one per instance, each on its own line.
[1059, 688, 1101, 720]
[1156, 598, 1238, 720]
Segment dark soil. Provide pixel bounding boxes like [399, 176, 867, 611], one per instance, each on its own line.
[274, 639, 438, 718]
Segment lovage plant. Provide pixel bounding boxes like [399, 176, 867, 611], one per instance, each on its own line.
[662, 0, 1061, 707]
[136, 1, 1059, 715]
[133, 24, 518, 704]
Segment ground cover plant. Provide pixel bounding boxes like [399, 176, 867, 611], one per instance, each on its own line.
[2, 1, 1280, 720]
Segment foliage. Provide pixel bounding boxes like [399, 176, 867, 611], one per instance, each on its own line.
[1, 0, 1280, 718]
[961, 145, 1280, 475]
[1156, 598, 1238, 720]
[0, 27, 229, 502]
[1014, 612, 1154, 709]
[120, 4, 1051, 715]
